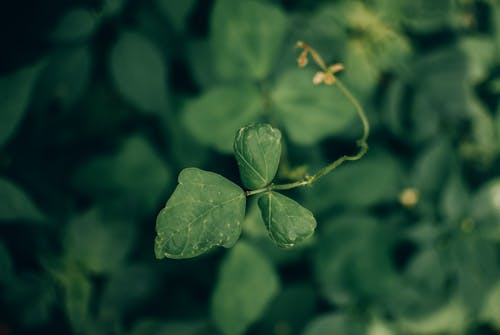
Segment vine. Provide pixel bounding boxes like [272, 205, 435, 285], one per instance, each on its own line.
[246, 41, 370, 196]
[154, 42, 370, 259]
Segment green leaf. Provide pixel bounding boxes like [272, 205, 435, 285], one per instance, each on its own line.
[51, 8, 100, 42]
[99, 264, 158, 321]
[400, 0, 460, 32]
[258, 191, 316, 248]
[255, 284, 316, 334]
[272, 68, 357, 145]
[61, 271, 92, 333]
[0, 178, 45, 223]
[182, 84, 262, 153]
[304, 151, 403, 213]
[211, 241, 280, 335]
[439, 170, 469, 222]
[481, 280, 500, 330]
[72, 135, 171, 215]
[342, 39, 380, 96]
[64, 208, 136, 274]
[0, 62, 42, 147]
[109, 31, 168, 113]
[303, 313, 365, 335]
[155, 168, 246, 259]
[156, 0, 196, 32]
[211, 0, 287, 81]
[4, 273, 56, 327]
[33, 45, 92, 110]
[314, 214, 398, 305]
[397, 297, 468, 334]
[412, 138, 453, 196]
[234, 123, 282, 190]
[471, 179, 500, 235]
[460, 36, 496, 83]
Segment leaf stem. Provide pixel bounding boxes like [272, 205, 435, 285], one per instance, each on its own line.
[246, 42, 370, 197]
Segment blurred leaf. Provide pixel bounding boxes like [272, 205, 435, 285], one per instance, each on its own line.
[0, 242, 14, 285]
[0, 177, 45, 223]
[481, 280, 500, 330]
[156, 0, 196, 32]
[72, 135, 171, 215]
[155, 168, 246, 259]
[411, 47, 470, 142]
[211, 241, 280, 335]
[393, 246, 451, 317]
[101, 0, 127, 17]
[109, 31, 168, 113]
[34, 45, 92, 110]
[64, 208, 136, 274]
[272, 68, 357, 145]
[61, 270, 92, 333]
[460, 36, 496, 83]
[447, 235, 499, 313]
[182, 84, 262, 152]
[211, 0, 287, 81]
[399, 0, 460, 32]
[342, 39, 379, 96]
[303, 313, 365, 335]
[461, 96, 497, 165]
[99, 264, 158, 321]
[187, 39, 217, 89]
[470, 179, 500, 240]
[367, 318, 395, 335]
[439, 170, 469, 222]
[412, 138, 453, 197]
[397, 297, 468, 334]
[305, 151, 403, 213]
[256, 283, 316, 335]
[51, 8, 100, 42]
[0, 62, 42, 147]
[4, 273, 56, 327]
[234, 123, 282, 190]
[258, 191, 317, 248]
[314, 214, 398, 305]
[129, 319, 208, 335]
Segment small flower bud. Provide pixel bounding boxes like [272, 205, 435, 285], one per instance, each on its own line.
[297, 51, 308, 67]
[324, 73, 335, 85]
[295, 40, 305, 49]
[329, 63, 344, 74]
[312, 71, 325, 85]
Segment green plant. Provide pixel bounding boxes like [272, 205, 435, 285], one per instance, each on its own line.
[154, 42, 370, 259]
[2, 0, 500, 334]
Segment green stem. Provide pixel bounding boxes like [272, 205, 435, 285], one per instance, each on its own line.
[246, 78, 369, 197]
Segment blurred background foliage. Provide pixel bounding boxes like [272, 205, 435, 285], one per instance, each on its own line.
[1, 0, 500, 334]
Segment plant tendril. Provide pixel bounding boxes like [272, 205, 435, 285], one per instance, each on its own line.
[246, 41, 370, 197]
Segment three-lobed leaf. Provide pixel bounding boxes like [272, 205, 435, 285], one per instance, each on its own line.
[234, 123, 282, 190]
[258, 191, 317, 248]
[155, 168, 246, 259]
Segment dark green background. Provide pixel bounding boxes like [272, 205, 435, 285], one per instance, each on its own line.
[1, 0, 500, 334]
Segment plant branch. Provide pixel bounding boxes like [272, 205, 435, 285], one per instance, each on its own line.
[246, 42, 370, 197]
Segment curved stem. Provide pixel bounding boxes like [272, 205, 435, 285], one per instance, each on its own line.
[246, 42, 370, 197]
